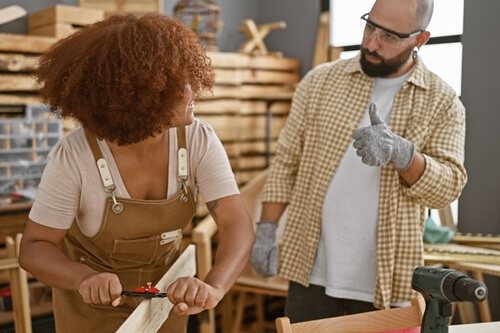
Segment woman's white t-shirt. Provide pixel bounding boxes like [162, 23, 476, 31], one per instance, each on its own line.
[29, 118, 239, 237]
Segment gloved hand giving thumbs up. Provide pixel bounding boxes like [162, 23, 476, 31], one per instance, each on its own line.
[352, 103, 414, 171]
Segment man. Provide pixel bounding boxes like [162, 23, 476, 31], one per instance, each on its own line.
[250, 0, 466, 323]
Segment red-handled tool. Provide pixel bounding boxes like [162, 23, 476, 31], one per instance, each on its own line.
[121, 282, 167, 298]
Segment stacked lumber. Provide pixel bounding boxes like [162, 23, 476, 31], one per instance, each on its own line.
[0, 26, 300, 189]
[79, 0, 163, 18]
[0, 33, 55, 106]
[27, 5, 104, 38]
[198, 52, 300, 185]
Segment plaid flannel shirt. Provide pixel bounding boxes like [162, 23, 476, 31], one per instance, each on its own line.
[262, 54, 467, 309]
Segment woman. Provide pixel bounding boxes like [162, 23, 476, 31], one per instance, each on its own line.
[19, 13, 255, 333]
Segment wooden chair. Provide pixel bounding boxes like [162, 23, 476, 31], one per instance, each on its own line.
[192, 169, 289, 333]
[275, 296, 425, 333]
[0, 234, 32, 333]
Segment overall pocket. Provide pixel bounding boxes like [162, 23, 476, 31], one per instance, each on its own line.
[110, 235, 159, 265]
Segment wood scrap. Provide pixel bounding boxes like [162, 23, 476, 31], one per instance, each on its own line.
[116, 244, 196, 333]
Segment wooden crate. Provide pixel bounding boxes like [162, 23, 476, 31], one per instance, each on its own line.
[28, 5, 104, 38]
[79, 0, 163, 17]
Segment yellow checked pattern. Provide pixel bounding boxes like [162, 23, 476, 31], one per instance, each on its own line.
[262, 54, 467, 310]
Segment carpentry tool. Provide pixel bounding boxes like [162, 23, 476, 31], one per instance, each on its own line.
[412, 266, 488, 333]
[121, 282, 167, 298]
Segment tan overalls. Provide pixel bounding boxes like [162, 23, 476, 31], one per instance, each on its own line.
[53, 127, 196, 332]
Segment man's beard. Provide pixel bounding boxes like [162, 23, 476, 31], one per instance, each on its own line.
[360, 44, 413, 77]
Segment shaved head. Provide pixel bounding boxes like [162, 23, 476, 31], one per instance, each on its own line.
[415, 0, 434, 30]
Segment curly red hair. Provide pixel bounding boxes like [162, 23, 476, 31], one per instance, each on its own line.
[35, 13, 214, 145]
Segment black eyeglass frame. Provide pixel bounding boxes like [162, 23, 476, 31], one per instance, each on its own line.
[360, 13, 423, 39]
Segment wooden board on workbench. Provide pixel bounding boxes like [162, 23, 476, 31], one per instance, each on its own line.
[424, 243, 500, 265]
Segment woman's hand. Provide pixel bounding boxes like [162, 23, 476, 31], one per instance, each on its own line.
[77, 272, 125, 307]
[166, 276, 223, 315]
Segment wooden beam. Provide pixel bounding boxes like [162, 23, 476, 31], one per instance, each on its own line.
[0, 33, 56, 54]
[312, 11, 330, 68]
[116, 244, 196, 333]
[27, 4, 104, 30]
[206, 85, 296, 100]
[0, 93, 42, 105]
[5, 234, 32, 333]
[0, 74, 37, 92]
[0, 54, 39, 72]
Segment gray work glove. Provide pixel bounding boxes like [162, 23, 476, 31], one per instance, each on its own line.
[249, 221, 279, 277]
[352, 103, 415, 171]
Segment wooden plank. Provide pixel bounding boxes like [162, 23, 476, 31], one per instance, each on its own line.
[207, 52, 301, 72]
[247, 55, 300, 72]
[207, 85, 296, 100]
[223, 140, 277, 157]
[233, 155, 269, 170]
[329, 47, 344, 62]
[0, 74, 37, 92]
[116, 244, 196, 333]
[0, 54, 39, 72]
[0, 33, 56, 54]
[214, 69, 300, 85]
[207, 52, 248, 69]
[312, 11, 330, 68]
[0, 93, 42, 105]
[79, 0, 163, 15]
[240, 114, 286, 140]
[269, 101, 291, 115]
[239, 140, 277, 155]
[196, 100, 268, 115]
[196, 114, 286, 141]
[234, 170, 266, 186]
[424, 243, 500, 265]
[6, 234, 32, 333]
[28, 23, 77, 38]
[27, 5, 104, 30]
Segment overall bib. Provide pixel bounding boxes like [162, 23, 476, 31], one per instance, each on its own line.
[53, 127, 197, 332]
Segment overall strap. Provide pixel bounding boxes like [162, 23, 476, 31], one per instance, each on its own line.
[83, 130, 123, 213]
[84, 129, 104, 161]
[176, 127, 189, 199]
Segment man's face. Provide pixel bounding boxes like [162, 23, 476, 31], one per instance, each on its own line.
[360, 43, 414, 78]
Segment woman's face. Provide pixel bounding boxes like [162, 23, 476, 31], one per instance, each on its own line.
[172, 83, 196, 127]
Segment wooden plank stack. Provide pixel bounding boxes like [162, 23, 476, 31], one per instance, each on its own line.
[199, 52, 300, 185]
[1, 10, 300, 188]
[79, 0, 163, 18]
[0, 33, 54, 106]
[27, 4, 104, 38]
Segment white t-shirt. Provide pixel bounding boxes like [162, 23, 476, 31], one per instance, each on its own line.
[29, 118, 239, 237]
[310, 71, 410, 303]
